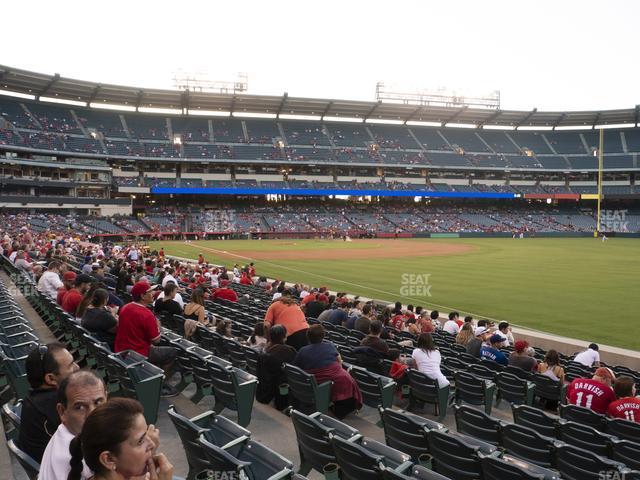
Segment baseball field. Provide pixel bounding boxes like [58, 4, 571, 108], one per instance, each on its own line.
[149, 238, 639, 351]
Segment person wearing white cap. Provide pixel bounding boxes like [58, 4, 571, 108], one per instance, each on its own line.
[465, 326, 491, 358]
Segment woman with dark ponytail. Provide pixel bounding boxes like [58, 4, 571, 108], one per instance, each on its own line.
[68, 397, 172, 480]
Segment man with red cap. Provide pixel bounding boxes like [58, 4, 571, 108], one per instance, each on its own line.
[115, 281, 178, 396]
[566, 367, 617, 414]
[57, 271, 76, 305]
[61, 274, 94, 317]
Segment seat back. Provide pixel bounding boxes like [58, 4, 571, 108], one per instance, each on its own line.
[496, 372, 534, 405]
[382, 465, 453, 480]
[453, 405, 502, 445]
[332, 435, 383, 480]
[224, 338, 247, 368]
[283, 363, 320, 410]
[454, 371, 494, 414]
[504, 365, 532, 380]
[198, 435, 250, 476]
[379, 407, 444, 461]
[606, 417, 640, 442]
[554, 444, 625, 480]
[235, 439, 294, 480]
[610, 439, 640, 471]
[530, 373, 564, 402]
[167, 406, 211, 479]
[290, 409, 342, 474]
[557, 421, 612, 457]
[560, 404, 606, 431]
[467, 364, 496, 382]
[7, 439, 40, 480]
[242, 345, 259, 376]
[480, 455, 548, 480]
[349, 365, 396, 409]
[1, 399, 22, 440]
[427, 429, 482, 480]
[500, 423, 557, 468]
[512, 404, 559, 438]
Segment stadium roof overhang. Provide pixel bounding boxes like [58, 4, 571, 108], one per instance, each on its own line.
[0, 64, 638, 129]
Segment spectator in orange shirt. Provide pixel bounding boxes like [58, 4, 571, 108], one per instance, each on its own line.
[264, 291, 309, 350]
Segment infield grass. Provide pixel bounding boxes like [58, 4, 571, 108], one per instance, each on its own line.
[150, 238, 640, 350]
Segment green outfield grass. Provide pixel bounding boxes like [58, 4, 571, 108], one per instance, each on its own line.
[149, 238, 640, 350]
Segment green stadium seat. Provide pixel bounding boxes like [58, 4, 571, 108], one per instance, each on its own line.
[530, 373, 567, 406]
[481, 454, 559, 480]
[7, 438, 40, 480]
[454, 371, 496, 415]
[427, 429, 499, 480]
[406, 369, 450, 421]
[207, 356, 258, 427]
[168, 405, 251, 480]
[556, 421, 613, 458]
[283, 363, 333, 414]
[1, 399, 21, 440]
[330, 435, 413, 480]
[500, 423, 558, 468]
[378, 407, 447, 463]
[554, 444, 625, 480]
[606, 417, 640, 442]
[290, 408, 361, 476]
[109, 350, 164, 424]
[199, 434, 295, 480]
[495, 371, 536, 406]
[512, 404, 560, 438]
[453, 405, 503, 446]
[381, 465, 453, 480]
[346, 364, 396, 409]
[560, 404, 607, 431]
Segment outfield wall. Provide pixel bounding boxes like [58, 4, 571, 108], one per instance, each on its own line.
[96, 231, 639, 242]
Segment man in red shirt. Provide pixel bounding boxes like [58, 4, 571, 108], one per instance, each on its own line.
[607, 376, 640, 423]
[56, 271, 76, 305]
[212, 285, 238, 302]
[114, 281, 178, 396]
[61, 274, 94, 316]
[566, 367, 617, 415]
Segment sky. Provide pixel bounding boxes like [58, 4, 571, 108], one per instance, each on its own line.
[2, 0, 639, 112]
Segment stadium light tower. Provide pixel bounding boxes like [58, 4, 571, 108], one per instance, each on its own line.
[375, 82, 500, 109]
[172, 70, 248, 94]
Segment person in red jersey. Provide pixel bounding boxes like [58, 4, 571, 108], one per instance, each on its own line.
[239, 270, 253, 285]
[57, 271, 76, 305]
[61, 274, 94, 317]
[197, 253, 205, 265]
[115, 281, 178, 397]
[607, 376, 640, 423]
[566, 367, 617, 415]
[212, 284, 238, 302]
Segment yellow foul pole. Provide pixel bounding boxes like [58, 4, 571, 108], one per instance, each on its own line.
[596, 128, 604, 234]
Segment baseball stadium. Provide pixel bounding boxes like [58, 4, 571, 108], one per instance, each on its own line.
[1, 2, 640, 479]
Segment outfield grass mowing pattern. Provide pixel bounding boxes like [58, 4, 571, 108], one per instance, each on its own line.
[150, 238, 640, 351]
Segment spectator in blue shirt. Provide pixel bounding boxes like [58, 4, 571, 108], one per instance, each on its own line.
[480, 334, 509, 366]
[326, 303, 350, 326]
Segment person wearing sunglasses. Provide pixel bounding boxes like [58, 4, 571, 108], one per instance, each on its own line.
[18, 343, 79, 463]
